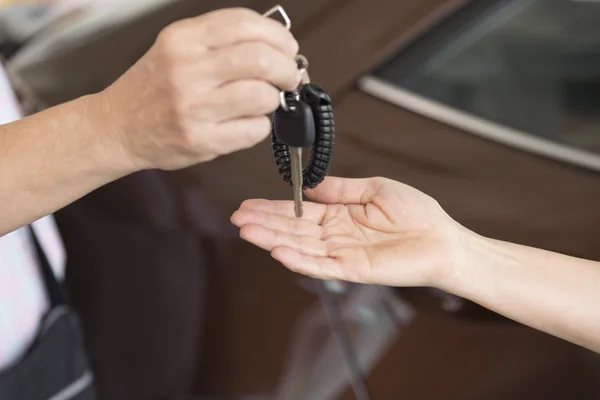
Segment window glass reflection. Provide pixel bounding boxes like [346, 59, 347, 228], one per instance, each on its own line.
[375, 0, 600, 154]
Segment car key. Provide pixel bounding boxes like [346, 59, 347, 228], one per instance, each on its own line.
[291, 56, 312, 218]
[265, 6, 335, 218]
[271, 60, 335, 218]
[290, 146, 303, 217]
[273, 58, 314, 217]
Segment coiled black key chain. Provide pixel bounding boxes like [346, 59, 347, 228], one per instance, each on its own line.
[263, 7, 335, 212]
[271, 64, 335, 191]
[270, 54, 335, 217]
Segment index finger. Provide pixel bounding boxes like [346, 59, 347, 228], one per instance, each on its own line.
[182, 8, 299, 57]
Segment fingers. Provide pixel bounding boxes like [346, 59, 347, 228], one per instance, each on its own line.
[231, 208, 322, 237]
[239, 225, 328, 257]
[161, 9, 298, 58]
[211, 116, 271, 154]
[112, 6, 303, 170]
[191, 8, 299, 57]
[271, 247, 346, 281]
[206, 80, 280, 121]
[205, 42, 300, 91]
[238, 199, 327, 223]
[157, 9, 300, 92]
[305, 177, 387, 205]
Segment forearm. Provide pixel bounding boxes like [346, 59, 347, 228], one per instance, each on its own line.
[443, 231, 600, 352]
[0, 93, 136, 235]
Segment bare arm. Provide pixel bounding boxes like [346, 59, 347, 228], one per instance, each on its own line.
[443, 233, 600, 352]
[0, 95, 133, 235]
[0, 7, 300, 236]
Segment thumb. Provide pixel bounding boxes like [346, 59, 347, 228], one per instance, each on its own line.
[304, 176, 384, 205]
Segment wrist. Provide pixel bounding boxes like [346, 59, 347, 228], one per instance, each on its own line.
[433, 223, 489, 294]
[84, 90, 142, 175]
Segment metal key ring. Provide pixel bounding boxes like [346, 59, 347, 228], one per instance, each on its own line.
[279, 55, 311, 111]
[263, 6, 309, 112]
[279, 92, 293, 112]
[277, 56, 309, 111]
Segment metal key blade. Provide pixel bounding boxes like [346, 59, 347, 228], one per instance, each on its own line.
[290, 146, 303, 218]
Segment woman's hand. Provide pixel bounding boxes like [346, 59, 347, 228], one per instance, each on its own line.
[232, 176, 600, 352]
[231, 176, 469, 288]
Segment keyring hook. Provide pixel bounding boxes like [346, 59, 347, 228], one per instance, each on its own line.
[263, 5, 291, 30]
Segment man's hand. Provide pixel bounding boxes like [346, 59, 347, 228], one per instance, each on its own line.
[0, 7, 299, 234]
[95, 7, 300, 171]
[231, 176, 467, 288]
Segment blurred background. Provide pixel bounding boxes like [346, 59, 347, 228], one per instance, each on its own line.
[2, 0, 600, 399]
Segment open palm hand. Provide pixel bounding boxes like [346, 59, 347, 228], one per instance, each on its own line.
[231, 177, 466, 287]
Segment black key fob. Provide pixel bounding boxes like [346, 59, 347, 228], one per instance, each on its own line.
[273, 100, 316, 148]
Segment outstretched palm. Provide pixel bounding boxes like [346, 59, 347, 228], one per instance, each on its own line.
[231, 177, 463, 287]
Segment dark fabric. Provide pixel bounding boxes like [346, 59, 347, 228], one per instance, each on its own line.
[27, 226, 66, 308]
[0, 308, 95, 400]
[54, 169, 235, 400]
[0, 229, 95, 399]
